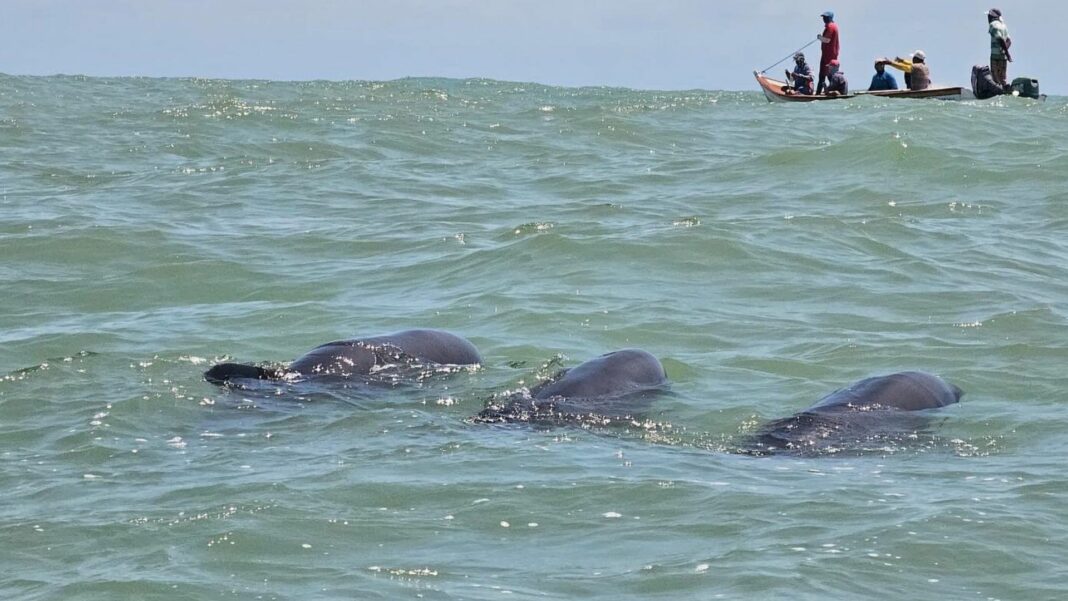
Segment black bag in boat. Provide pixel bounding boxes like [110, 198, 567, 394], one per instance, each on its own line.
[971, 65, 1004, 100]
[1010, 77, 1041, 99]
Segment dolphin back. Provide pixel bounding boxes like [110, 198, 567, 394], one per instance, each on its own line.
[360, 329, 483, 367]
[748, 371, 963, 455]
[205, 328, 482, 385]
[475, 349, 668, 424]
[808, 371, 962, 413]
[532, 349, 667, 400]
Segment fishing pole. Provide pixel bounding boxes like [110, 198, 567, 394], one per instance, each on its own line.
[759, 39, 818, 74]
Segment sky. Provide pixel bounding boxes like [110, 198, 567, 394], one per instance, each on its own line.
[2, 1, 1064, 94]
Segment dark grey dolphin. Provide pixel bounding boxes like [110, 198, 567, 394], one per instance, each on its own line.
[204, 329, 482, 385]
[748, 371, 962, 455]
[475, 349, 669, 424]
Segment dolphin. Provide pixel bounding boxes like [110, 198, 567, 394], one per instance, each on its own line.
[475, 348, 669, 424]
[204, 328, 482, 385]
[747, 371, 962, 455]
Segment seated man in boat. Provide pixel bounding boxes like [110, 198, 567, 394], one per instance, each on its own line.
[907, 50, 931, 90]
[868, 59, 899, 91]
[783, 52, 814, 95]
[883, 51, 930, 91]
[824, 59, 848, 96]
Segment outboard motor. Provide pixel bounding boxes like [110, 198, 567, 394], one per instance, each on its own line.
[1010, 77, 1041, 99]
[971, 64, 1004, 100]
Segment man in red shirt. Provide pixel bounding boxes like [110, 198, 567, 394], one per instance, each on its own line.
[816, 11, 840, 95]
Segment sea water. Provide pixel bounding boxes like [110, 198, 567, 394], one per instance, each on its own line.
[2, 74, 1068, 599]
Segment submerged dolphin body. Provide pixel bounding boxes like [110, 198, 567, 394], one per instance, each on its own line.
[748, 371, 962, 455]
[475, 349, 669, 424]
[204, 329, 482, 386]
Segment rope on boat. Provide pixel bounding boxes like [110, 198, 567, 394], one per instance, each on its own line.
[759, 39, 818, 74]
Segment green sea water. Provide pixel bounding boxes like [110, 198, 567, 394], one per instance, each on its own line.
[2, 74, 1068, 600]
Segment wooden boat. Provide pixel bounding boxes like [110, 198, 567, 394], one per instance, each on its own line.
[858, 86, 964, 100]
[753, 70, 853, 102]
[754, 70, 964, 102]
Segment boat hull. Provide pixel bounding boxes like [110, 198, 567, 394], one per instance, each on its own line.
[754, 70, 964, 102]
[753, 71, 851, 103]
[861, 86, 964, 100]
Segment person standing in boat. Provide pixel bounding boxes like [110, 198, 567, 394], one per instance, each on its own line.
[868, 60, 899, 91]
[824, 59, 848, 96]
[987, 8, 1012, 86]
[815, 10, 840, 95]
[784, 52, 814, 95]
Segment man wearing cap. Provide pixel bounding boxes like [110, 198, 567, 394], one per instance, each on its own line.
[987, 9, 1012, 86]
[868, 60, 899, 91]
[784, 52, 814, 95]
[881, 51, 930, 91]
[824, 59, 848, 97]
[908, 50, 931, 91]
[816, 11, 840, 95]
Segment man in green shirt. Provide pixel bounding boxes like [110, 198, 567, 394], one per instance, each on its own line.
[987, 8, 1012, 86]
